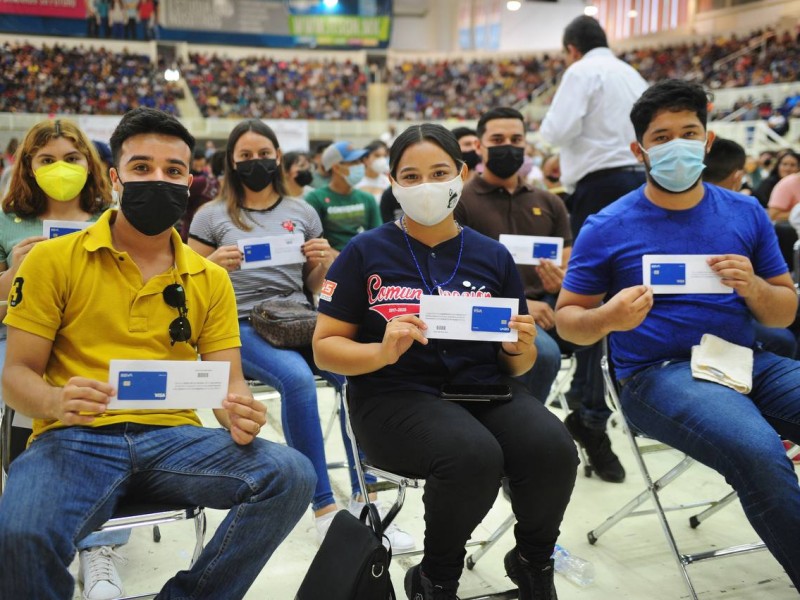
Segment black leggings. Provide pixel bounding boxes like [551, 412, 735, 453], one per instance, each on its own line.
[350, 378, 578, 582]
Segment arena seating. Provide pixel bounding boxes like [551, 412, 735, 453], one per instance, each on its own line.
[0, 42, 183, 116]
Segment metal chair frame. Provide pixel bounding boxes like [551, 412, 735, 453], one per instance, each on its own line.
[0, 406, 206, 600]
[543, 353, 577, 419]
[248, 375, 346, 468]
[587, 350, 783, 600]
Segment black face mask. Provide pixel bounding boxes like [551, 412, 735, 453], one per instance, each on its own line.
[462, 150, 482, 171]
[486, 145, 525, 179]
[236, 158, 278, 192]
[119, 180, 188, 236]
[294, 169, 313, 187]
[545, 174, 561, 183]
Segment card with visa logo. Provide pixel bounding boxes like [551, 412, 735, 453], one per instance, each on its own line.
[243, 242, 272, 262]
[49, 227, 82, 239]
[117, 371, 168, 401]
[533, 242, 559, 261]
[650, 263, 686, 285]
[471, 306, 512, 333]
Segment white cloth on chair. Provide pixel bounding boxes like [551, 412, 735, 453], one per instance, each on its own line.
[690, 333, 753, 393]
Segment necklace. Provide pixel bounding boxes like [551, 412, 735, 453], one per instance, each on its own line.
[400, 217, 464, 295]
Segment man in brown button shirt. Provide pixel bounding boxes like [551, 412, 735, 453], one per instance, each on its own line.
[455, 106, 625, 483]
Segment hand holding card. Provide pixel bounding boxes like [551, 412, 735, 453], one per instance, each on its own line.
[108, 360, 230, 409]
[642, 255, 733, 294]
[419, 295, 519, 342]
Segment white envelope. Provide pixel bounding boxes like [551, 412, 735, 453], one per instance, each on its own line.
[499, 234, 564, 266]
[642, 254, 733, 294]
[237, 235, 305, 269]
[42, 219, 92, 239]
[419, 295, 519, 342]
[108, 359, 230, 409]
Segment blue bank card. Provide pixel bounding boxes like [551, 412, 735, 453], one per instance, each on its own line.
[243, 243, 272, 262]
[49, 227, 81, 238]
[532, 242, 559, 260]
[650, 263, 686, 285]
[471, 306, 512, 333]
[117, 371, 168, 401]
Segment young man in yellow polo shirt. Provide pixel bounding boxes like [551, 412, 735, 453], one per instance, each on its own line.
[0, 107, 316, 600]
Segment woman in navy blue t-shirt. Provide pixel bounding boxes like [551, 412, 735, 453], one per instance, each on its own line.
[314, 124, 577, 600]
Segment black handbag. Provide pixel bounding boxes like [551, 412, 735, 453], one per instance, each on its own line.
[295, 506, 396, 600]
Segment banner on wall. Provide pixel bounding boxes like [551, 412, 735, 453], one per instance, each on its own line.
[160, 0, 291, 35]
[288, 15, 390, 47]
[0, 0, 392, 48]
[0, 0, 86, 18]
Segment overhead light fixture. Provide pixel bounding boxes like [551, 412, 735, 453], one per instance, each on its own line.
[164, 68, 180, 82]
[628, 8, 638, 17]
[507, 0, 522, 10]
[322, 0, 338, 8]
[583, 5, 599, 16]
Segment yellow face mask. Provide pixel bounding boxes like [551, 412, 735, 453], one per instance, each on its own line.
[33, 161, 89, 202]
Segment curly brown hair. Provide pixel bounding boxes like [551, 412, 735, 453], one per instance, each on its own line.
[2, 118, 112, 218]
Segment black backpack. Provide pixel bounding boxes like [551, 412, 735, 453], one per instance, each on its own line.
[296, 505, 396, 600]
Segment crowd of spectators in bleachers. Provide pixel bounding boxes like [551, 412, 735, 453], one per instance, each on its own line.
[0, 24, 797, 121]
[386, 55, 565, 120]
[390, 27, 799, 121]
[0, 42, 182, 116]
[620, 28, 799, 89]
[182, 53, 368, 120]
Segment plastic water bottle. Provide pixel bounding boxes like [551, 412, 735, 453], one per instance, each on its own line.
[552, 544, 595, 586]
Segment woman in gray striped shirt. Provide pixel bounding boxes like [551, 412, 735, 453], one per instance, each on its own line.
[188, 119, 414, 550]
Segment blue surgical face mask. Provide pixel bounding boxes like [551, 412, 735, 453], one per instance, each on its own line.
[344, 163, 365, 188]
[640, 138, 707, 193]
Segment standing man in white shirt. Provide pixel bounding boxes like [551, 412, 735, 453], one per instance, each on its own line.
[540, 16, 648, 484]
[540, 16, 648, 237]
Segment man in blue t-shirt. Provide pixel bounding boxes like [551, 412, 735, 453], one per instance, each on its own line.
[555, 79, 800, 589]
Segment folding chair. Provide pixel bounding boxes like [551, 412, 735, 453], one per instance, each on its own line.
[0, 407, 206, 600]
[543, 352, 577, 419]
[340, 384, 518, 600]
[586, 346, 773, 600]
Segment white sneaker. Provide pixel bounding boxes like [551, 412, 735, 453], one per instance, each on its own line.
[348, 498, 416, 552]
[314, 510, 340, 545]
[78, 546, 125, 600]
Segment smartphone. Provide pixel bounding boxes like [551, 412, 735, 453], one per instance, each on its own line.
[440, 384, 513, 402]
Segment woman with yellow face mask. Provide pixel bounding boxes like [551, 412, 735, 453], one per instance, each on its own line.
[0, 118, 118, 600]
[0, 119, 111, 322]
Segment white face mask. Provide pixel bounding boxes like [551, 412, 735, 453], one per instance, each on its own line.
[371, 157, 390, 175]
[392, 175, 463, 226]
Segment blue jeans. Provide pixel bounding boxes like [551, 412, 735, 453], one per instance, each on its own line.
[0, 337, 128, 551]
[517, 325, 561, 403]
[565, 341, 611, 430]
[0, 423, 315, 599]
[239, 320, 371, 510]
[621, 351, 800, 588]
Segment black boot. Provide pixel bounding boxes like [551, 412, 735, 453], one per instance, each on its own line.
[565, 411, 625, 482]
[504, 549, 558, 600]
[404, 564, 460, 600]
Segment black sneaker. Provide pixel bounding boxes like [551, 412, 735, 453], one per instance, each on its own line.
[404, 564, 460, 600]
[564, 411, 625, 483]
[504, 549, 558, 600]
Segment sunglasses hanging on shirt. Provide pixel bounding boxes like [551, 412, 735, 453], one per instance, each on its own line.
[163, 283, 192, 346]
